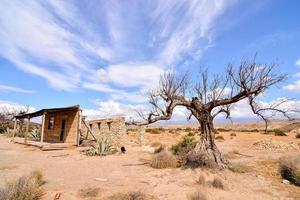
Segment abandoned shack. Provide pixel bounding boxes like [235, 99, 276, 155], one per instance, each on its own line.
[14, 105, 81, 146]
[13, 105, 127, 150]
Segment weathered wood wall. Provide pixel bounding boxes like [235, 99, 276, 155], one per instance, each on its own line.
[43, 110, 78, 144]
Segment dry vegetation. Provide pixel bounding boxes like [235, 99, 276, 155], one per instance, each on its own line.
[150, 151, 178, 169]
[279, 156, 300, 186]
[104, 191, 157, 200]
[0, 170, 44, 200]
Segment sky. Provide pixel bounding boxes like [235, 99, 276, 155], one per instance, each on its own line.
[0, 0, 300, 123]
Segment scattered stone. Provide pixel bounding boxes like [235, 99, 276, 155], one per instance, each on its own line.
[252, 139, 299, 151]
[282, 179, 290, 184]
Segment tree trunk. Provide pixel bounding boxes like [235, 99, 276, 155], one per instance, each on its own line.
[186, 115, 229, 169]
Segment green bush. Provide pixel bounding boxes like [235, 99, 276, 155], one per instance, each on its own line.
[215, 135, 224, 140]
[170, 135, 197, 156]
[279, 156, 300, 186]
[274, 129, 287, 136]
[86, 135, 117, 156]
[0, 170, 44, 200]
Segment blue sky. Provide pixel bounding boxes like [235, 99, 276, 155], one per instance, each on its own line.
[0, 0, 300, 122]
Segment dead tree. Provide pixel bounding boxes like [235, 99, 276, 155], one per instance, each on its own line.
[132, 60, 296, 169]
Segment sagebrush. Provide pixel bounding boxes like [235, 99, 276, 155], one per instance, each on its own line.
[170, 135, 197, 156]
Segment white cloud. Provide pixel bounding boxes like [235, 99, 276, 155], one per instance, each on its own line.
[97, 63, 164, 90]
[283, 80, 300, 92]
[82, 100, 146, 121]
[0, 100, 35, 114]
[296, 59, 300, 67]
[0, 84, 35, 94]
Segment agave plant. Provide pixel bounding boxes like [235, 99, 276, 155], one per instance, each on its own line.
[86, 135, 117, 156]
[31, 128, 41, 141]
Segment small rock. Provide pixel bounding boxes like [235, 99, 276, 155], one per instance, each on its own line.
[282, 179, 290, 184]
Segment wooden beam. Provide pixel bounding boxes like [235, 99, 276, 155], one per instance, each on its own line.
[82, 119, 97, 140]
[12, 119, 17, 141]
[40, 113, 46, 144]
[25, 118, 30, 144]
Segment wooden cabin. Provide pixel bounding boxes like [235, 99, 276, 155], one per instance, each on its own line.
[14, 105, 81, 146]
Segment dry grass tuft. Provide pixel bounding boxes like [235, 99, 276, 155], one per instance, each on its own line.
[196, 175, 206, 185]
[274, 129, 287, 136]
[150, 141, 162, 147]
[150, 151, 177, 169]
[229, 163, 249, 173]
[0, 170, 45, 200]
[187, 191, 207, 200]
[279, 156, 300, 186]
[211, 177, 224, 189]
[105, 191, 156, 200]
[296, 132, 300, 139]
[78, 187, 100, 198]
[230, 133, 236, 136]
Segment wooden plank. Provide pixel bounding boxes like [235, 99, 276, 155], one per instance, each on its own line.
[12, 119, 17, 141]
[25, 118, 30, 144]
[40, 113, 46, 143]
[82, 119, 97, 140]
[76, 110, 81, 146]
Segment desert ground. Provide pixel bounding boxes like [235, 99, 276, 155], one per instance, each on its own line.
[0, 121, 300, 200]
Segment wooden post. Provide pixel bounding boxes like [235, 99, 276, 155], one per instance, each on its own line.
[76, 110, 81, 146]
[13, 119, 17, 141]
[25, 117, 30, 144]
[40, 113, 46, 144]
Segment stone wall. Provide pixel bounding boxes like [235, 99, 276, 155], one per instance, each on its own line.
[83, 117, 126, 148]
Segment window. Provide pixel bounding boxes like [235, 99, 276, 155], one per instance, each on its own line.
[97, 122, 101, 130]
[48, 117, 55, 129]
[107, 122, 112, 131]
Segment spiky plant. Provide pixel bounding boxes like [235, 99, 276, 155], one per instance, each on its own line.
[86, 135, 117, 156]
[31, 128, 41, 141]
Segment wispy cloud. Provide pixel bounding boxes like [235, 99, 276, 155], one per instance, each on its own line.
[283, 58, 300, 92]
[0, 84, 35, 94]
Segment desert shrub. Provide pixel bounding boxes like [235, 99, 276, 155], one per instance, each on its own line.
[216, 128, 231, 132]
[150, 141, 161, 147]
[296, 132, 300, 139]
[150, 151, 177, 169]
[215, 135, 224, 140]
[230, 133, 236, 136]
[31, 128, 41, 141]
[176, 128, 182, 131]
[170, 135, 197, 156]
[86, 135, 117, 156]
[187, 192, 207, 200]
[3, 128, 13, 137]
[196, 175, 206, 185]
[212, 177, 224, 189]
[187, 132, 195, 137]
[279, 156, 300, 186]
[78, 187, 100, 198]
[146, 128, 164, 134]
[0, 170, 44, 200]
[274, 129, 287, 136]
[106, 191, 155, 200]
[185, 127, 192, 132]
[250, 129, 259, 132]
[229, 163, 249, 173]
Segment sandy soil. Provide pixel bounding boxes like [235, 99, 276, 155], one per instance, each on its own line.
[0, 129, 299, 200]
